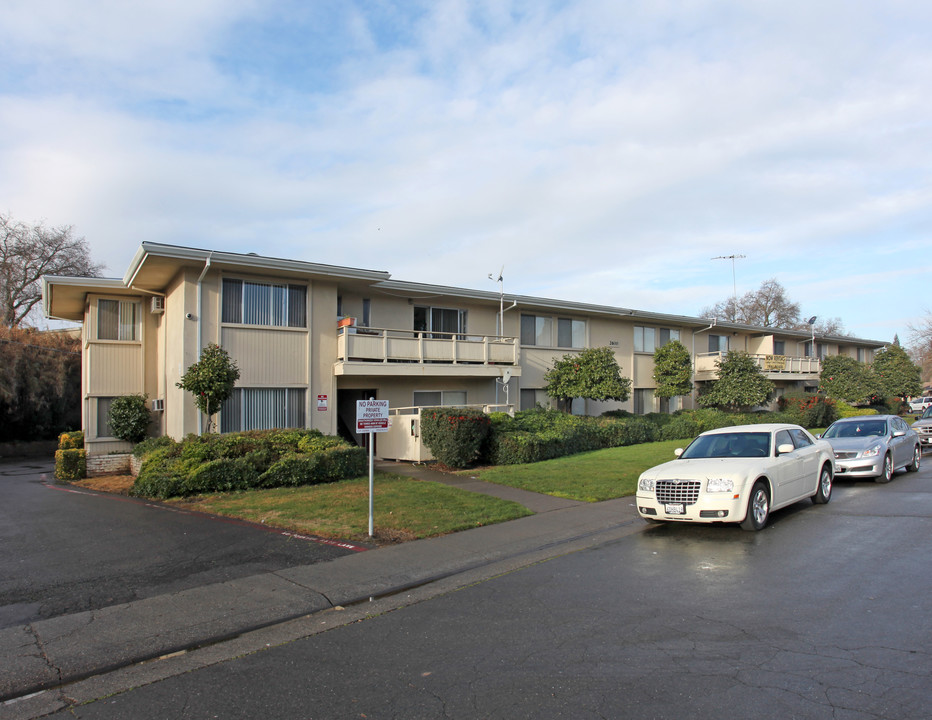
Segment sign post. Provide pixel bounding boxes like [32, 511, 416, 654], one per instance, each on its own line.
[356, 399, 389, 537]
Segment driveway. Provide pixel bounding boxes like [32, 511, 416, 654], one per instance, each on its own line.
[0, 459, 361, 629]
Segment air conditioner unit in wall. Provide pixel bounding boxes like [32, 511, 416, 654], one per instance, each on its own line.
[151, 296, 165, 313]
[151, 398, 165, 412]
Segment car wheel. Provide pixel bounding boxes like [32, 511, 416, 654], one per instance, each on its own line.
[875, 453, 893, 483]
[740, 481, 770, 531]
[907, 446, 921, 472]
[812, 464, 833, 504]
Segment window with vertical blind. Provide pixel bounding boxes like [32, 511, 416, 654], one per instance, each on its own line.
[520, 315, 553, 346]
[220, 388, 306, 433]
[557, 318, 586, 348]
[96, 397, 115, 437]
[97, 299, 138, 340]
[222, 279, 307, 328]
[634, 326, 680, 353]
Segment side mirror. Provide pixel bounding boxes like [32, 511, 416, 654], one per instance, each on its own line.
[777, 443, 795, 455]
[674, 448, 684, 458]
[892, 430, 906, 437]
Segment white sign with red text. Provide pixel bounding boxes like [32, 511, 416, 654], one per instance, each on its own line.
[356, 399, 389, 433]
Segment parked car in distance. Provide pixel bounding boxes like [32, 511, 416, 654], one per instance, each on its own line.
[908, 396, 932, 413]
[912, 406, 932, 451]
[636, 424, 833, 532]
[820, 415, 920, 483]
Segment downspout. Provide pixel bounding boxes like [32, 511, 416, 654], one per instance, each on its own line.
[195, 253, 213, 434]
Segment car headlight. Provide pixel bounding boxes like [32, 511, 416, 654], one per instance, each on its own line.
[861, 445, 882, 458]
[706, 478, 734, 493]
[638, 477, 655, 492]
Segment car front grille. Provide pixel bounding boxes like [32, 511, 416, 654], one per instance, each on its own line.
[915, 426, 932, 436]
[655, 480, 701, 505]
[834, 451, 858, 460]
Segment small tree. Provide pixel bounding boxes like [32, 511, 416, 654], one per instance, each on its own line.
[176, 344, 240, 432]
[871, 344, 922, 402]
[108, 393, 151, 443]
[697, 350, 774, 412]
[544, 346, 631, 412]
[820, 355, 879, 405]
[652, 340, 693, 400]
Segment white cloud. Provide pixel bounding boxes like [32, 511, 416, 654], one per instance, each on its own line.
[2, 0, 931, 342]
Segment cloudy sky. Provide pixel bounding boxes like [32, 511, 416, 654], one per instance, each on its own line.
[2, 0, 930, 342]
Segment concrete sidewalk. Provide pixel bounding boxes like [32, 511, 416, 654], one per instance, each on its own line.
[1, 463, 646, 719]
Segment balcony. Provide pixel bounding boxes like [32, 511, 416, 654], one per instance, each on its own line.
[335, 326, 522, 378]
[694, 352, 821, 382]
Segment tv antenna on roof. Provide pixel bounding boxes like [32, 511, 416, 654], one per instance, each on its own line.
[711, 254, 746, 322]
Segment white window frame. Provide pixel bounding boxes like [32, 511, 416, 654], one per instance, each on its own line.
[220, 388, 307, 433]
[222, 278, 307, 328]
[413, 390, 467, 407]
[97, 298, 139, 341]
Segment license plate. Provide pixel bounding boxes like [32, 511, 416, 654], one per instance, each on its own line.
[665, 503, 685, 515]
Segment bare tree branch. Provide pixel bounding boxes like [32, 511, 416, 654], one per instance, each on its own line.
[1, 213, 104, 327]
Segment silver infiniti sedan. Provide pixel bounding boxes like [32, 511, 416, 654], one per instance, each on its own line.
[821, 415, 921, 483]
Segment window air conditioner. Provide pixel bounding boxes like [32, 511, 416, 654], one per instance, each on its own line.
[151, 296, 165, 313]
[151, 398, 165, 412]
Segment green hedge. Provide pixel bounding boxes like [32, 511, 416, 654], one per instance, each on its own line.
[421, 407, 492, 468]
[482, 406, 814, 465]
[130, 428, 365, 499]
[58, 430, 84, 450]
[54, 448, 86, 480]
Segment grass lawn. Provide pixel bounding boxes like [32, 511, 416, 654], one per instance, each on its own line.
[461, 439, 687, 502]
[77, 438, 691, 544]
[169, 472, 533, 544]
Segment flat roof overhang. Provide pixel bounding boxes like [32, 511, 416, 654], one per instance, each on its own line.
[43, 276, 130, 322]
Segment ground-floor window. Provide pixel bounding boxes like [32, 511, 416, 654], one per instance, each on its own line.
[634, 388, 655, 415]
[658, 396, 682, 414]
[519, 389, 584, 414]
[95, 397, 115, 438]
[220, 388, 306, 433]
[412, 390, 467, 407]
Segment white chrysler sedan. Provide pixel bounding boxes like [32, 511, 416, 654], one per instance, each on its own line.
[636, 424, 834, 531]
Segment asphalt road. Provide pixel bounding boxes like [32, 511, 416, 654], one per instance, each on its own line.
[42, 456, 932, 719]
[0, 459, 361, 629]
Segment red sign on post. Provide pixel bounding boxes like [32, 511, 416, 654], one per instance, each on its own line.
[356, 399, 389, 433]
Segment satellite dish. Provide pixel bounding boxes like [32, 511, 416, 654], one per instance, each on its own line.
[502, 369, 512, 383]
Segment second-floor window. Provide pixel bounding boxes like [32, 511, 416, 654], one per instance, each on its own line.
[98, 299, 137, 341]
[521, 314, 552, 346]
[415, 306, 466, 338]
[557, 318, 586, 348]
[773, 340, 785, 355]
[708, 334, 729, 353]
[222, 279, 307, 328]
[634, 326, 680, 353]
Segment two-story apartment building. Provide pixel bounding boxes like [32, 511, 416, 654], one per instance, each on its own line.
[43, 242, 886, 458]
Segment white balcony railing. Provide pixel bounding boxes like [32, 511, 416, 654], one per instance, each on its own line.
[694, 352, 821, 379]
[337, 326, 519, 366]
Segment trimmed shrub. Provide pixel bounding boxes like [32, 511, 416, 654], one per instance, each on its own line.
[129, 428, 364, 498]
[778, 393, 838, 428]
[108, 394, 151, 443]
[185, 457, 260, 494]
[421, 407, 492, 468]
[54, 448, 86, 480]
[132, 435, 177, 458]
[834, 401, 878, 418]
[660, 414, 701, 441]
[58, 430, 84, 449]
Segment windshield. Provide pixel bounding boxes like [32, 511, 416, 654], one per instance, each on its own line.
[923, 407, 932, 420]
[680, 432, 771, 459]
[823, 420, 887, 438]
